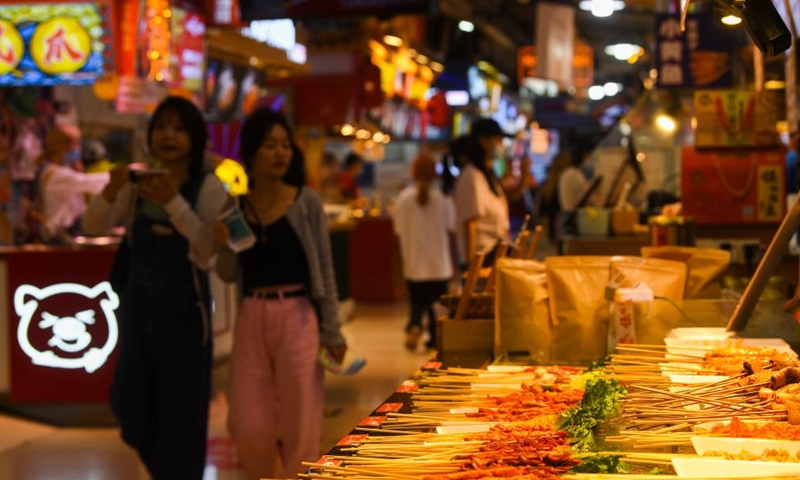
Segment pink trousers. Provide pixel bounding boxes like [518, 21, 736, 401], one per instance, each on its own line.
[227, 296, 324, 480]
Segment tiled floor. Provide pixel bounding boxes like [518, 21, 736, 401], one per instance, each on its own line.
[0, 301, 433, 480]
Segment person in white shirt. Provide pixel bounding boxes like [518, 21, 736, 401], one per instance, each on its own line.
[453, 118, 510, 267]
[394, 153, 457, 351]
[37, 124, 109, 240]
[557, 146, 598, 236]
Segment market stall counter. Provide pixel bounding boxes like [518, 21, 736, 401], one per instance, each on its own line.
[0, 243, 238, 405]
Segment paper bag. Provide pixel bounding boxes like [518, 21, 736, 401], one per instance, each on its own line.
[546, 256, 612, 362]
[495, 258, 549, 363]
[609, 256, 688, 344]
[642, 246, 731, 299]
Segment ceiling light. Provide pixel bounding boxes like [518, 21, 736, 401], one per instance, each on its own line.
[636, 153, 646, 162]
[579, 0, 625, 17]
[382, 135, 391, 144]
[458, 20, 475, 32]
[383, 35, 403, 47]
[721, 14, 742, 26]
[416, 54, 429, 65]
[341, 124, 355, 136]
[605, 43, 644, 61]
[372, 132, 385, 143]
[407, 48, 418, 57]
[655, 114, 677, 133]
[588, 86, 605, 101]
[604, 82, 623, 96]
[430, 62, 444, 73]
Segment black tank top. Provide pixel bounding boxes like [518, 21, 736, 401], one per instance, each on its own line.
[239, 215, 310, 291]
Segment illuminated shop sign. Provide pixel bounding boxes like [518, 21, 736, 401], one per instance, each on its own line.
[144, 0, 171, 82]
[15, 282, 119, 374]
[0, 3, 113, 86]
[240, 19, 307, 64]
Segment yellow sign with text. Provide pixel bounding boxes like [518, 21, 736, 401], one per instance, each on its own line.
[757, 165, 783, 222]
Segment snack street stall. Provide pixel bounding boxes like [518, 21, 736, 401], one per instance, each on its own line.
[0, 244, 237, 404]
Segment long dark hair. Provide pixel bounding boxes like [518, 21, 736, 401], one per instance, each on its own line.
[239, 107, 305, 187]
[466, 134, 500, 197]
[441, 135, 470, 195]
[147, 96, 207, 180]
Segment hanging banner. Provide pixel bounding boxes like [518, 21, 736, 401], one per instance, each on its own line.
[116, 0, 139, 76]
[655, 12, 735, 89]
[170, 8, 206, 93]
[534, 2, 575, 89]
[0, 2, 113, 86]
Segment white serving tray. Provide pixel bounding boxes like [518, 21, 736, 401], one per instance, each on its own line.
[672, 457, 800, 478]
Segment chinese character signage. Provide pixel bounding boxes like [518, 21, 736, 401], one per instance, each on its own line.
[0, 3, 112, 86]
[681, 147, 785, 225]
[655, 13, 734, 89]
[170, 8, 206, 93]
[694, 90, 781, 147]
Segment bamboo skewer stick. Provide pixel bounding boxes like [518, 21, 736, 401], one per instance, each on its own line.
[525, 225, 543, 259]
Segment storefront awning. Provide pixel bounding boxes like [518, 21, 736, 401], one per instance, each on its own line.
[206, 28, 312, 78]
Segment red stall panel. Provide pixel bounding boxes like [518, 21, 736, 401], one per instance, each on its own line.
[8, 249, 118, 403]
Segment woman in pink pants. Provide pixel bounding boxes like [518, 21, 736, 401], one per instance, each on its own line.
[216, 108, 347, 479]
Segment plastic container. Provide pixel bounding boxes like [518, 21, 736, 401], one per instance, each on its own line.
[219, 206, 256, 253]
[577, 207, 610, 236]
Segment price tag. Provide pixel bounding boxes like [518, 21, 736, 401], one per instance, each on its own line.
[421, 361, 442, 371]
[358, 416, 386, 427]
[315, 456, 342, 466]
[336, 434, 367, 446]
[396, 381, 418, 393]
[375, 402, 403, 413]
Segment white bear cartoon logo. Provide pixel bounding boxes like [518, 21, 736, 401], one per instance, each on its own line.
[14, 282, 119, 374]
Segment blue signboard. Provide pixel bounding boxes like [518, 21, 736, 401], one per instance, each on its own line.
[0, 3, 112, 86]
[655, 12, 736, 89]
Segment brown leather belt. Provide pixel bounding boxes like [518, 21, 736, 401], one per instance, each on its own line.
[247, 287, 307, 300]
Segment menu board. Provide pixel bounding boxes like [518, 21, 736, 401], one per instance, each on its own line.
[0, 3, 113, 86]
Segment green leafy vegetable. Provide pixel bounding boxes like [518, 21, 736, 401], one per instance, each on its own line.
[570, 454, 631, 474]
[557, 378, 626, 451]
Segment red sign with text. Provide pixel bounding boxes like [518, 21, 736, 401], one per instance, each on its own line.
[171, 8, 206, 92]
[8, 250, 118, 403]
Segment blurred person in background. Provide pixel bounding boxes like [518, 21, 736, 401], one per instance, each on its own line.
[453, 118, 510, 267]
[36, 124, 109, 240]
[538, 152, 572, 242]
[319, 151, 341, 203]
[500, 154, 535, 236]
[394, 153, 457, 351]
[338, 152, 364, 202]
[441, 135, 471, 196]
[787, 129, 799, 195]
[557, 145, 598, 237]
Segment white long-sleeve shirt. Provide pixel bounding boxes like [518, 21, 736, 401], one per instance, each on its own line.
[40, 164, 109, 230]
[83, 175, 229, 270]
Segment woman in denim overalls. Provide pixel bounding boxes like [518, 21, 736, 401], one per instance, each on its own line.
[84, 97, 229, 479]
